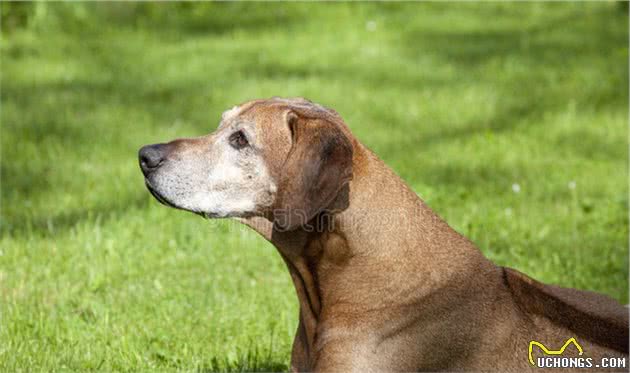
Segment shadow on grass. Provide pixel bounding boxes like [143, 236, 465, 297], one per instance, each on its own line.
[0, 192, 149, 237]
[54, 2, 305, 38]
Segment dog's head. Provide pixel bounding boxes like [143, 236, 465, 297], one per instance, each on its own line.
[139, 97, 353, 231]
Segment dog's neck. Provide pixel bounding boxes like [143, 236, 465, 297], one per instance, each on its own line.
[240, 143, 494, 365]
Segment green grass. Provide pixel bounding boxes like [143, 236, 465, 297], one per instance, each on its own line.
[1, 2, 628, 372]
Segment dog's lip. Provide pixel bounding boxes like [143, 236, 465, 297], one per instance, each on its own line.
[144, 179, 176, 209]
[144, 179, 211, 218]
[143, 179, 240, 220]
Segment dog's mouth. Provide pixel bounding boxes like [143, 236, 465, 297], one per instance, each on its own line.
[144, 180, 177, 209]
[144, 179, 217, 219]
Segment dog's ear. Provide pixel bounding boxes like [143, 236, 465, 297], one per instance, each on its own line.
[273, 111, 353, 231]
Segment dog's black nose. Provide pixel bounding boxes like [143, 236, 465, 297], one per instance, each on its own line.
[139, 144, 166, 175]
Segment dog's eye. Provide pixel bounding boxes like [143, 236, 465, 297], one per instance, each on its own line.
[229, 130, 249, 149]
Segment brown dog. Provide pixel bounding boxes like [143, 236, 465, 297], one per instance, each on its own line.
[139, 97, 629, 372]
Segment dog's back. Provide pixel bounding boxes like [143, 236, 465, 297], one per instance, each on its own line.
[503, 267, 628, 369]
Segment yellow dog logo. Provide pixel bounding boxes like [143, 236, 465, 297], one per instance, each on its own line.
[528, 337, 584, 366]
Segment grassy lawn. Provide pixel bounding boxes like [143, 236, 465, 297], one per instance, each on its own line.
[1, 2, 628, 372]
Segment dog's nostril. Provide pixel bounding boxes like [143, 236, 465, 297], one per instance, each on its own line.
[139, 144, 166, 173]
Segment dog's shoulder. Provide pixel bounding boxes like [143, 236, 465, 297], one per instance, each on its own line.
[501, 266, 628, 353]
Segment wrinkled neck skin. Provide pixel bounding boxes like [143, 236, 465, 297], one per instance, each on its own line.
[239, 142, 497, 371]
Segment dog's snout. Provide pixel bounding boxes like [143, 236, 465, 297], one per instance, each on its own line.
[139, 144, 167, 175]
